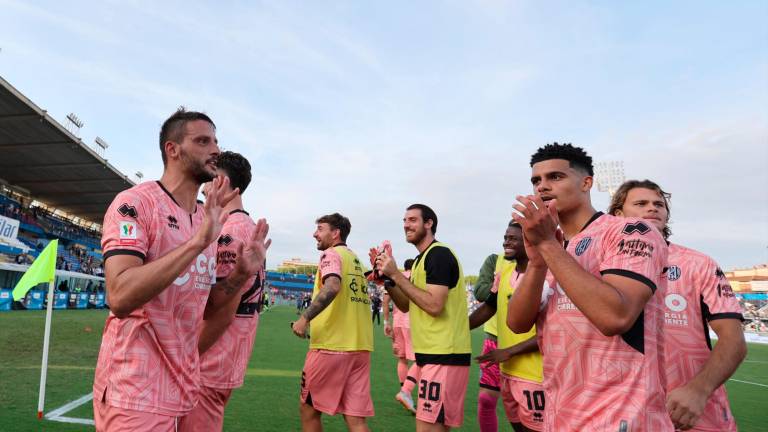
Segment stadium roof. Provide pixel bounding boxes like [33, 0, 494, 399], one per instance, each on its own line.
[0, 76, 134, 224]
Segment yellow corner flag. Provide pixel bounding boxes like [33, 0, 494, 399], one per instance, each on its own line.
[12, 239, 58, 301]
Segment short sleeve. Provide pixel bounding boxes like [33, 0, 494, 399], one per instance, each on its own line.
[319, 249, 342, 282]
[473, 254, 498, 301]
[700, 258, 743, 321]
[101, 190, 151, 261]
[215, 226, 242, 280]
[424, 246, 460, 288]
[598, 219, 668, 293]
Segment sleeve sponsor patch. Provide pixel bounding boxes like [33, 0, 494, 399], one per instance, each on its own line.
[616, 238, 654, 258]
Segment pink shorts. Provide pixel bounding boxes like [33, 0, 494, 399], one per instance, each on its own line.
[478, 338, 501, 391]
[177, 386, 233, 432]
[392, 326, 415, 361]
[93, 396, 177, 432]
[500, 374, 545, 431]
[416, 364, 470, 428]
[300, 350, 374, 417]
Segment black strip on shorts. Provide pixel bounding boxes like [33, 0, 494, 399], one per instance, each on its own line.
[479, 383, 500, 391]
[436, 406, 445, 424]
[103, 249, 146, 261]
[406, 376, 418, 384]
[600, 269, 657, 293]
[415, 353, 471, 366]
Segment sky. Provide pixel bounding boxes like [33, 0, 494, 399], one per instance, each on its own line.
[1, 0, 766, 273]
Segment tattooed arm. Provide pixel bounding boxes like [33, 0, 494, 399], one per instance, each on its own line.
[291, 275, 341, 338]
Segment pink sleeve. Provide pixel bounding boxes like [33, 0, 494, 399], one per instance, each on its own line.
[101, 190, 150, 259]
[700, 257, 743, 320]
[598, 219, 668, 293]
[319, 248, 342, 281]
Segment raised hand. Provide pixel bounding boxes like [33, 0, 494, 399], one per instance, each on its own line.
[194, 176, 239, 248]
[376, 252, 398, 278]
[512, 195, 560, 247]
[233, 218, 272, 278]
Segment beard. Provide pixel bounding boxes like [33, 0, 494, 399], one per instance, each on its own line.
[406, 226, 427, 245]
[181, 149, 216, 184]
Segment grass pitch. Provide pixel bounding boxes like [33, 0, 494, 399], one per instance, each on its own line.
[1, 306, 766, 431]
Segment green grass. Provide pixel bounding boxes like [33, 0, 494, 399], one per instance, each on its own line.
[1, 306, 766, 431]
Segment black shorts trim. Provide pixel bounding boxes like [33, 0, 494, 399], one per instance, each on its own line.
[708, 312, 745, 322]
[103, 249, 146, 261]
[600, 269, 657, 293]
[479, 383, 500, 391]
[415, 353, 471, 366]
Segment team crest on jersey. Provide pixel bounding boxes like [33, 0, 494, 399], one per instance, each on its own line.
[621, 221, 651, 235]
[574, 237, 592, 256]
[118, 221, 137, 244]
[667, 265, 681, 281]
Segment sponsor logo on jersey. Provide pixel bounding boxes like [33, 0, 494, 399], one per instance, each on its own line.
[664, 293, 688, 326]
[616, 238, 654, 258]
[174, 253, 216, 289]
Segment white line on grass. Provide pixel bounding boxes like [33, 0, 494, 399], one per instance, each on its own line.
[729, 378, 768, 388]
[45, 393, 94, 426]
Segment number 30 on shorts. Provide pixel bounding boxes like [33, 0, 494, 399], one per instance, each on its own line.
[523, 390, 545, 411]
[418, 379, 441, 401]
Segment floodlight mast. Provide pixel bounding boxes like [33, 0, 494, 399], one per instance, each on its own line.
[94, 136, 109, 158]
[594, 161, 625, 197]
[65, 113, 84, 136]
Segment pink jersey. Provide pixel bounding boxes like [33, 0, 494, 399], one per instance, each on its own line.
[539, 213, 672, 431]
[663, 243, 742, 431]
[199, 210, 265, 389]
[94, 181, 216, 416]
[392, 270, 411, 328]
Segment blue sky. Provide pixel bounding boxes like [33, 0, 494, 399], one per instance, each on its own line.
[1, 0, 766, 273]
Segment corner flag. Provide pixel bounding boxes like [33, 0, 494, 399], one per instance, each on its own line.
[12, 239, 58, 301]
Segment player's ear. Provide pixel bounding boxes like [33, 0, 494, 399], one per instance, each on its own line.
[581, 175, 593, 192]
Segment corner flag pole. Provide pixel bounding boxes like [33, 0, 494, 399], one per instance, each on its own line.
[37, 277, 55, 420]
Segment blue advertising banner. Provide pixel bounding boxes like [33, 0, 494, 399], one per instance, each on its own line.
[0, 289, 11, 311]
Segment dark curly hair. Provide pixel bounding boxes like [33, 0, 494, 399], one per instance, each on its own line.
[530, 142, 594, 176]
[608, 179, 672, 239]
[316, 213, 351, 242]
[159, 107, 216, 166]
[216, 151, 252, 194]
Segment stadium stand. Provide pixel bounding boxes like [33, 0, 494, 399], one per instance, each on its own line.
[0, 75, 133, 310]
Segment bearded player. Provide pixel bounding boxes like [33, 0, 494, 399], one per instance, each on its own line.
[292, 213, 374, 431]
[178, 151, 270, 432]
